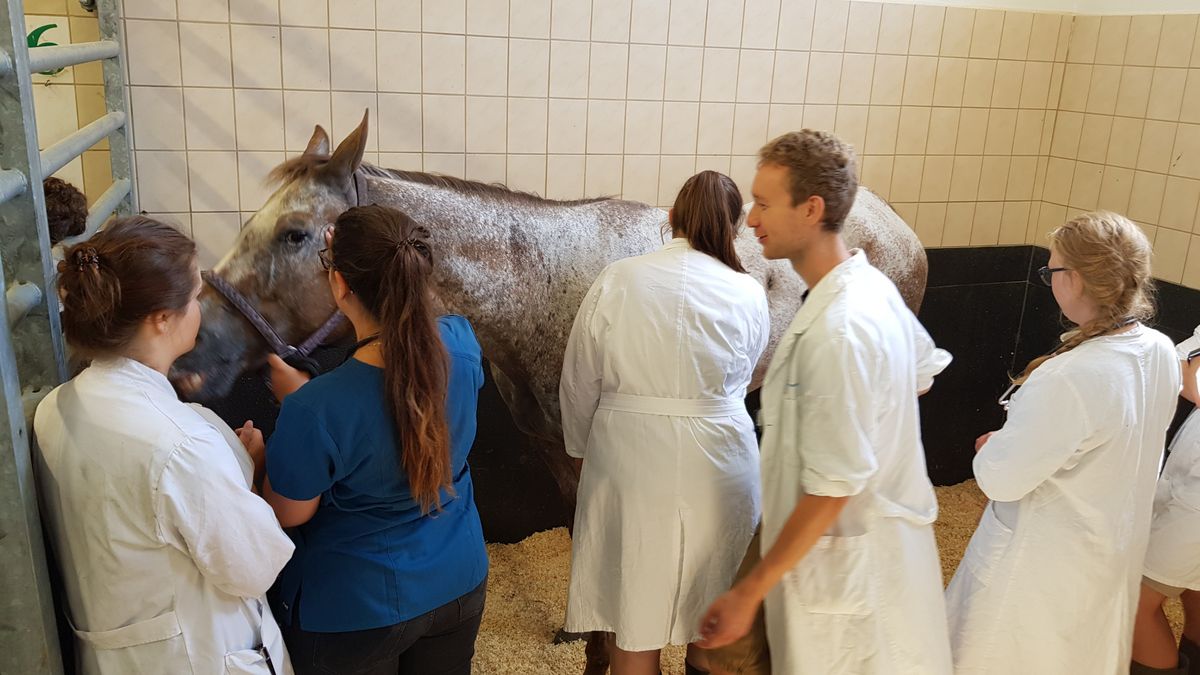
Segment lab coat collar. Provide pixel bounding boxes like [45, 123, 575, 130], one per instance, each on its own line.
[662, 236, 691, 251]
[786, 249, 869, 336]
[88, 356, 179, 400]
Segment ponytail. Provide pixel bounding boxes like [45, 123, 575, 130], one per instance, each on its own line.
[670, 170, 746, 273]
[332, 206, 453, 513]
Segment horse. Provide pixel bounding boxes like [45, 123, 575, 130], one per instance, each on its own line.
[172, 112, 926, 513]
[169, 111, 927, 674]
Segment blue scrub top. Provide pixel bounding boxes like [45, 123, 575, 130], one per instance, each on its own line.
[266, 315, 488, 632]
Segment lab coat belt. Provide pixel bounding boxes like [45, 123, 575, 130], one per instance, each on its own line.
[598, 392, 745, 417]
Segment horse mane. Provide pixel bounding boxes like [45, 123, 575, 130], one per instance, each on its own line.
[269, 154, 611, 207]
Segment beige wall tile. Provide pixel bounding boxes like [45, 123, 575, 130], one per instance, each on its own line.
[81, 150, 112, 204]
[933, 58, 967, 107]
[948, 155, 983, 202]
[890, 155, 925, 202]
[1171, 123, 1200, 178]
[1180, 235, 1200, 288]
[1108, 116, 1145, 168]
[860, 155, 894, 198]
[1050, 110, 1083, 158]
[1067, 15, 1101, 64]
[1162, 176, 1200, 232]
[969, 9, 1004, 60]
[1043, 157, 1075, 205]
[1129, 170, 1168, 224]
[1154, 226, 1189, 284]
[1013, 110, 1045, 156]
[991, 60, 1024, 109]
[864, 106, 900, 155]
[1077, 114, 1113, 166]
[984, 108, 1017, 156]
[1059, 64, 1092, 112]
[962, 59, 997, 108]
[971, 201, 1003, 245]
[1097, 165, 1135, 214]
[941, 7, 974, 59]
[943, 202, 975, 246]
[999, 12, 1034, 61]
[957, 108, 989, 155]
[926, 107, 960, 155]
[910, 5, 945, 57]
[1068, 161, 1103, 211]
[896, 106, 931, 155]
[845, 2, 882, 54]
[1147, 68, 1187, 122]
[901, 56, 937, 106]
[1115, 66, 1154, 119]
[999, 201, 1032, 244]
[915, 201, 947, 246]
[1093, 16, 1131, 66]
[1137, 120, 1179, 175]
[877, 3, 914, 55]
[1029, 14, 1061, 62]
[979, 156, 1010, 201]
[1157, 14, 1198, 68]
[1126, 15, 1164, 68]
[1007, 156, 1038, 200]
[1085, 65, 1121, 116]
[1182, 70, 1200, 125]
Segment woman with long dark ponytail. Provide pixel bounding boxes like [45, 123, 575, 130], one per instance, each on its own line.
[263, 204, 487, 674]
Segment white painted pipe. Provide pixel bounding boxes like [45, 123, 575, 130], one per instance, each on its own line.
[6, 282, 43, 329]
[0, 169, 26, 204]
[27, 40, 119, 74]
[40, 111, 126, 177]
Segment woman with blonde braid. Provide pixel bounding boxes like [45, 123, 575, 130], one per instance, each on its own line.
[945, 212, 1180, 675]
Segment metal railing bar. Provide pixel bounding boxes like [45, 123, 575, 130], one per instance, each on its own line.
[0, 48, 11, 77]
[5, 283, 42, 330]
[60, 178, 129, 247]
[39, 111, 124, 178]
[0, 169, 25, 204]
[26, 40, 119, 75]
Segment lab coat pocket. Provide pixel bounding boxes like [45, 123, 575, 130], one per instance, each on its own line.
[75, 610, 191, 672]
[783, 533, 871, 616]
[224, 647, 272, 674]
[963, 503, 1015, 586]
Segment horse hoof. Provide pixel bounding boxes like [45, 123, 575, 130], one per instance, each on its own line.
[552, 628, 589, 644]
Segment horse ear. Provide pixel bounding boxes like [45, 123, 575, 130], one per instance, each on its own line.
[303, 125, 330, 157]
[323, 110, 369, 195]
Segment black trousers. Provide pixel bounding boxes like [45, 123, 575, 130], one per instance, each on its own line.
[283, 579, 487, 675]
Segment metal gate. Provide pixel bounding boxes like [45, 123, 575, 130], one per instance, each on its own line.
[0, 0, 134, 671]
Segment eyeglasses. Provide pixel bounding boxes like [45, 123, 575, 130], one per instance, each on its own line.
[318, 248, 334, 271]
[1037, 266, 1069, 287]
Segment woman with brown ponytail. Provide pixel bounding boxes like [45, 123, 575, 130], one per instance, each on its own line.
[261, 204, 487, 675]
[560, 171, 770, 675]
[944, 211, 1180, 674]
[35, 216, 295, 674]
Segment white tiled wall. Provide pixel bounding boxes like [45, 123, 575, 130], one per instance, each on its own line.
[1042, 13, 1200, 287]
[116, 0, 1079, 266]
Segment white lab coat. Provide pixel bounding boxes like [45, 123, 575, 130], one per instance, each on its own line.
[757, 251, 953, 675]
[946, 325, 1179, 674]
[34, 357, 296, 674]
[1145, 408, 1200, 591]
[561, 237, 770, 651]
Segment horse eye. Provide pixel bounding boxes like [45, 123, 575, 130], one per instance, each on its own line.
[282, 229, 309, 245]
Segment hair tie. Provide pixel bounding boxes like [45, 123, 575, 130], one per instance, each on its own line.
[72, 247, 100, 272]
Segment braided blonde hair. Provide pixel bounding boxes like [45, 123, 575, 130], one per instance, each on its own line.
[1014, 211, 1155, 384]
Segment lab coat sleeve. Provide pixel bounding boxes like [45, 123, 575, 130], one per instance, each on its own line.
[973, 372, 1095, 503]
[794, 335, 879, 498]
[560, 271, 608, 459]
[910, 311, 952, 393]
[156, 431, 295, 599]
[752, 287, 771, 364]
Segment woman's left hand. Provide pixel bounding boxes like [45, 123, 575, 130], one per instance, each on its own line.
[267, 354, 310, 402]
[236, 420, 265, 475]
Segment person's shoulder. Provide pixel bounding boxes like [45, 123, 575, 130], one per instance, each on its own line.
[439, 314, 482, 361]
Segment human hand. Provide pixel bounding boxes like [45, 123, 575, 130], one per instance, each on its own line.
[696, 586, 761, 649]
[975, 432, 995, 453]
[267, 354, 310, 402]
[236, 420, 265, 474]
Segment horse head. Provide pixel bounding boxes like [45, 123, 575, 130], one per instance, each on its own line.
[170, 113, 371, 401]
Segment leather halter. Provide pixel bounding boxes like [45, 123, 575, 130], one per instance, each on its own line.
[201, 169, 372, 366]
